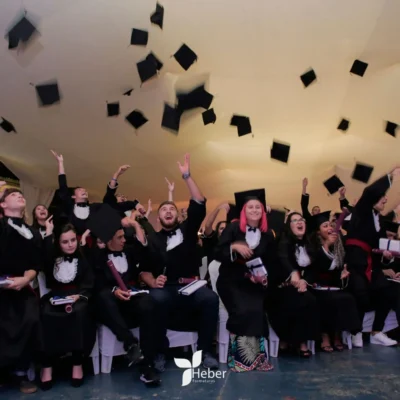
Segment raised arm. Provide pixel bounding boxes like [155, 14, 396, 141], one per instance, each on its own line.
[165, 178, 175, 202]
[103, 165, 130, 204]
[178, 154, 204, 202]
[301, 178, 312, 220]
[204, 203, 230, 236]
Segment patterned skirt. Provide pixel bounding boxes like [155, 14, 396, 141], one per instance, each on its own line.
[228, 334, 274, 372]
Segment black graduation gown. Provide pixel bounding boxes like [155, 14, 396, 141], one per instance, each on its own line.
[301, 193, 312, 224]
[215, 222, 276, 337]
[309, 247, 361, 333]
[0, 217, 42, 368]
[267, 235, 319, 344]
[40, 235, 96, 356]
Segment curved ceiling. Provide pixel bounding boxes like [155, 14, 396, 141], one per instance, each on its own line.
[1, 0, 400, 211]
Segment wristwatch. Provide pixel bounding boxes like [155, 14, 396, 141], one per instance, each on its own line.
[182, 172, 190, 180]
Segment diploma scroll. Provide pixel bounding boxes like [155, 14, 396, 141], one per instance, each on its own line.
[107, 260, 129, 292]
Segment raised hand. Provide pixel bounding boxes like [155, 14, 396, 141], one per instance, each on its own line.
[339, 187, 346, 198]
[302, 178, 308, 188]
[218, 203, 230, 213]
[50, 150, 63, 163]
[117, 165, 130, 177]
[177, 153, 190, 175]
[45, 215, 54, 235]
[165, 178, 175, 192]
[147, 199, 152, 213]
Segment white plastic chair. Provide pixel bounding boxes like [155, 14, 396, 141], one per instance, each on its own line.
[37, 272, 100, 375]
[98, 325, 198, 373]
[208, 260, 270, 363]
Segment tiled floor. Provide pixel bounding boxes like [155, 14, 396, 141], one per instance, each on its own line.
[1, 344, 400, 400]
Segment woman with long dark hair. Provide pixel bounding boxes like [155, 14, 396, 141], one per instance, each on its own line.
[308, 211, 361, 352]
[31, 204, 49, 238]
[39, 220, 96, 390]
[267, 212, 319, 358]
[215, 195, 275, 372]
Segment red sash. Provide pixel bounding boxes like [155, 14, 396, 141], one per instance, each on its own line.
[346, 238, 372, 282]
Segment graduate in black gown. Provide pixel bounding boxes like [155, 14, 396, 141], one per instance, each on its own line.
[39, 221, 96, 390]
[308, 212, 361, 352]
[345, 166, 400, 347]
[215, 192, 274, 372]
[140, 154, 219, 371]
[32, 204, 49, 239]
[0, 187, 42, 394]
[301, 177, 320, 223]
[267, 212, 319, 358]
[90, 205, 162, 387]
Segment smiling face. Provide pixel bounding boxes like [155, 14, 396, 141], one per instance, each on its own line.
[158, 203, 179, 229]
[245, 200, 263, 224]
[289, 213, 306, 238]
[0, 190, 26, 216]
[72, 187, 88, 203]
[59, 230, 78, 255]
[34, 204, 48, 221]
[318, 221, 333, 241]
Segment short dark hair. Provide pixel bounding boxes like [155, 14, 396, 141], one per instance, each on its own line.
[158, 201, 178, 212]
[0, 188, 23, 216]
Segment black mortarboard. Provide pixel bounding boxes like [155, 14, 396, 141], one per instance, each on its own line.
[130, 29, 148, 46]
[36, 82, 61, 106]
[107, 102, 120, 117]
[125, 109, 148, 129]
[0, 117, 17, 133]
[300, 69, 317, 88]
[230, 115, 252, 137]
[270, 141, 290, 163]
[202, 108, 216, 125]
[382, 220, 400, 234]
[87, 204, 123, 243]
[227, 203, 239, 222]
[309, 210, 331, 232]
[146, 52, 163, 71]
[123, 89, 133, 96]
[385, 121, 398, 137]
[351, 162, 373, 184]
[234, 189, 266, 212]
[173, 44, 198, 71]
[6, 15, 38, 50]
[177, 85, 213, 113]
[350, 59, 368, 77]
[337, 118, 350, 132]
[137, 58, 158, 83]
[323, 175, 344, 195]
[268, 209, 286, 233]
[150, 3, 164, 29]
[161, 104, 181, 132]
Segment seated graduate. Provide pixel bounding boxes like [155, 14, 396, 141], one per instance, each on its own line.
[301, 178, 320, 222]
[345, 166, 400, 347]
[267, 212, 319, 358]
[32, 204, 50, 239]
[89, 204, 162, 387]
[39, 219, 96, 390]
[140, 154, 219, 371]
[0, 185, 42, 394]
[308, 211, 361, 352]
[215, 189, 274, 372]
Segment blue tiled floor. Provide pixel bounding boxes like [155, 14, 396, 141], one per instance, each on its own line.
[2, 345, 400, 400]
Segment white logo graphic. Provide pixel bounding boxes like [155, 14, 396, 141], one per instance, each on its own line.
[174, 350, 226, 387]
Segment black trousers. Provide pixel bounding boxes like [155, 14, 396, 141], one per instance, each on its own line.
[348, 271, 396, 332]
[149, 286, 219, 354]
[41, 351, 83, 368]
[95, 290, 159, 363]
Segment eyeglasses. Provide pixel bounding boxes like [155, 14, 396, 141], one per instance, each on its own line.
[291, 218, 305, 224]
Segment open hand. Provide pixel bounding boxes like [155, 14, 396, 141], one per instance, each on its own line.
[165, 178, 175, 192]
[177, 154, 190, 175]
[117, 165, 130, 177]
[50, 150, 63, 163]
[302, 177, 308, 188]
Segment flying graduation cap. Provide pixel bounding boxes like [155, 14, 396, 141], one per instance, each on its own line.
[177, 85, 213, 113]
[300, 68, 317, 88]
[234, 188, 267, 212]
[350, 59, 368, 77]
[270, 141, 290, 163]
[35, 81, 61, 106]
[137, 57, 158, 84]
[150, 3, 164, 29]
[337, 118, 350, 132]
[0, 117, 17, 133]
[146, 52, 163, 71]
[173, 44, 198, 71]
[230, 115, 252, 137]
[351, 162, 374, 184]
[123, 89, 133, 96]
[130, 29, 148, 46]
[125, 109, 148, 129]
[202, 108, 216, 125]
[323, 175, 344, 195]
[162, 104, 181, 133]
[107, 102, 120, 117]
[385, 121, 398, 137]
[5, 12, 39, 50]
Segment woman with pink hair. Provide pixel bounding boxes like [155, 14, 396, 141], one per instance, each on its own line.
[215, 195, 275, 372]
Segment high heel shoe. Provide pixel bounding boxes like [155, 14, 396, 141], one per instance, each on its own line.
[40, 380, 53, 391]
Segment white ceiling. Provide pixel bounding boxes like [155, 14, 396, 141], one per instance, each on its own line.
[1, 0, 400, 212]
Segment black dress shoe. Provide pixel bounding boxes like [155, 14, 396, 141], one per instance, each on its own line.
[126, 342, 144, 367]
[40, 380, 53, 391]
[71, 378, 84, 388]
